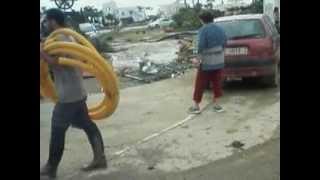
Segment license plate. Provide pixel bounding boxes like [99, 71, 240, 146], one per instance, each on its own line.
[225, 47, 248, 56]
[227, 77, 242, 81]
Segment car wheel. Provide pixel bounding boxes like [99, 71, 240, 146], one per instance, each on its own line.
[262, 64, 279, 88]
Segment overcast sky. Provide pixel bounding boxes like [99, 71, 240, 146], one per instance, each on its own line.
[41, 0, 179, 10]
[41, 0, 253, 10]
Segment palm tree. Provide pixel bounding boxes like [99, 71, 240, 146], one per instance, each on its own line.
[184, 0, 188, 7]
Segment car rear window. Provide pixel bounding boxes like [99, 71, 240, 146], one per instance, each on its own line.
[216, 19, 266, 40]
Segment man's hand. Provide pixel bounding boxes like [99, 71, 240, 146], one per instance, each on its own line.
[191, 57, 201, 67]
[40, 44, 58, 65]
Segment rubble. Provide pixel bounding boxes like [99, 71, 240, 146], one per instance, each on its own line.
[122, 61, 193, 83]
[176, 39, 194, 64]
[101, 32, 198, 87]
[155, 31, 197, 42]
[115, 39, 195, 84]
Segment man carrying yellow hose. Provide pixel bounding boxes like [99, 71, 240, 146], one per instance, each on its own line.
[40, 9, 107, 179]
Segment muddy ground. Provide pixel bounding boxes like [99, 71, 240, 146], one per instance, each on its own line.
[41, 69, 280, 180]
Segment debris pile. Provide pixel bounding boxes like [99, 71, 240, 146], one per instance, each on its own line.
[107, 31, 198, 85]
[119, 60, 193, 83]
[176, 39, 194, 63]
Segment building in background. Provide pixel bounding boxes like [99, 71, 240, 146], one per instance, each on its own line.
[102, 0, 118, 16]
[118, 7, 147, 23]
[102, 0, 148, 24]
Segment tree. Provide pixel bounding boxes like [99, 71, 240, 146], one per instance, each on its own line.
[225, 0, 263, 15]
[250, 0, 263, 13]
[172, 8, 202, 30]
[184, 0, 188, 8]
[105, 13, 115, 25]
[194, 2, 203, 13]
[82, 6, 102, 23]
[210, 9, 224, 17]
[206, 0, 215, 8]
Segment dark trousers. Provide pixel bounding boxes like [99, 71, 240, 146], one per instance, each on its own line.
[48, 99, 104, 168]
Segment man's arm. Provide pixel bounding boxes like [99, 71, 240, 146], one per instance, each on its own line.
[40, 34, 76, 65]
[198, 28, 207, 54]
[40, 44, 58, 65]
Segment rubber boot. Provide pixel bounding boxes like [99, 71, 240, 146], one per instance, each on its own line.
[82, 132, 107, 172]
[41, 126, 66, 179]
[40, 164, 57, 179]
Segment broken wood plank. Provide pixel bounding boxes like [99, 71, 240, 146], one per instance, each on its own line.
[124, 74, 151, 83]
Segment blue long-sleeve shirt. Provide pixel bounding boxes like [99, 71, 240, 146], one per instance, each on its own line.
[197, 23, 227, 54]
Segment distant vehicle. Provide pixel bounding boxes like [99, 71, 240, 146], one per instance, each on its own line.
[79, 23, 98, 37]
[93, 23, 104, 30]
[78, 23, 102, 52]
[215, 14, 280, 87]
[147, 18, 174, 29]
[147, 19, 160, 28]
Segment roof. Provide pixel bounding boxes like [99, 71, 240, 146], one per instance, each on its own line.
[215, 14, 265, 22]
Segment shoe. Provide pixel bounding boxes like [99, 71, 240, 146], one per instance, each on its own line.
[81, 133, 108, 172]
[213, 105, 224, 113]
[81, 155, 107, 172]
[40, 164, 57, 179]
[188, 106, 201, 114]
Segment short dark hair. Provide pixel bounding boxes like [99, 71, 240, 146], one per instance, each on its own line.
[199, 10, 214, 23]
[45, 8, 66, 26]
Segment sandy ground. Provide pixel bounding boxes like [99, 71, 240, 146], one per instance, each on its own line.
[40, 69, 280, 180]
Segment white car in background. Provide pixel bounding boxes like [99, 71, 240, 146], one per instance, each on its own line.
[79, 23, 99, 38]
[78, 23, 102, 52]
[148, 18, 174, 29]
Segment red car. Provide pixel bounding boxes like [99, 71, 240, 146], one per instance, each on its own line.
[215, 14, 280, 87]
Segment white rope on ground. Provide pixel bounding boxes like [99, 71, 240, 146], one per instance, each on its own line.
[113, 115, 195, 157]
[112, 102, 211, 158]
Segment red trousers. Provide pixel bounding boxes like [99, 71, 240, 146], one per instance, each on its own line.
[193, 69, 224, 103]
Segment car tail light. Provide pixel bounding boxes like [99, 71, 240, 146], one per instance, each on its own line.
[259, 37, 274, 58]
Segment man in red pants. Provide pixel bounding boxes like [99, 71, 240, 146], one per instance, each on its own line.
[188, 11, 227, 114]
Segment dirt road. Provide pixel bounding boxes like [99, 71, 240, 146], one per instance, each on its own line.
[40, 69, 280, 180]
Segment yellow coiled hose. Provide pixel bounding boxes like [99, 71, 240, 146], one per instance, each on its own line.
[40, 28, 119, 120]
